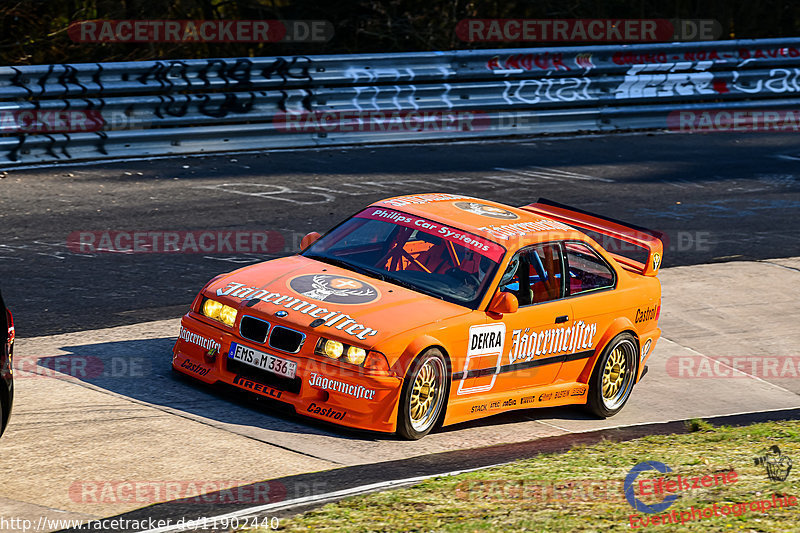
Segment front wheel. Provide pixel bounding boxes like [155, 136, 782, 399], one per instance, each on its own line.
[586, 333, 638, 418]
[396, 348, 448, 440]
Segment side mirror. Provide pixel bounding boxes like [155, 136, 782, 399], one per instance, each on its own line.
[487, 291, 518, 319]
[300, 232, 322, 251]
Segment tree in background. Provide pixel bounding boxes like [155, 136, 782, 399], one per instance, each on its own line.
[1, 0, 799, 65]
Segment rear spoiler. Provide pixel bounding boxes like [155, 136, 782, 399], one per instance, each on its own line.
[520, 198, 664, 276]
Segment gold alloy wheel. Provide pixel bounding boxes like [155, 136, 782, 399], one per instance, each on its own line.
[409, 358, 444, 432]
[600, 339, 636, 410]
[602, 347, 626, 399]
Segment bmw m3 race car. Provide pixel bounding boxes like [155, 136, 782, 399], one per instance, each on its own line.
[173, 194, 663, 439]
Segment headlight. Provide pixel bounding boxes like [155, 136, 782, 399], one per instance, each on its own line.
[344, 346, 367, 365]
[219, 305, 237, 327]
[202, 299, 223, 319]
[318, 339, 344, 359]
[315, 338, 370, 366]
[314, 338, 390, 373]
[201, 297, 237, 327]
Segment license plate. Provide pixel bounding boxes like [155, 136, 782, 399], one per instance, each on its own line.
[228, 342, 297, 379]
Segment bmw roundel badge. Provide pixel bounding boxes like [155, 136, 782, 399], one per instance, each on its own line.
[275, 310, 288, 318]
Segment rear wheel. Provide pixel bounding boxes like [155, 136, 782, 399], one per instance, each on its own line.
[396, 349, 448, 440]
[586, 333, 638, 418]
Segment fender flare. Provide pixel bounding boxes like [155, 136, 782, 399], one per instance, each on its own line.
[391, 335, 453, 425]
[392, 334, 452, 379]
[577, 317, 640, 384]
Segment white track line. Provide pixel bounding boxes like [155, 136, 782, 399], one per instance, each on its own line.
[660, 336, 799, 396]
[135, 404, 800, 533]
[493, 167, 565, 181]
[527, 165, 615, 182]
[136, 463, 504, 533]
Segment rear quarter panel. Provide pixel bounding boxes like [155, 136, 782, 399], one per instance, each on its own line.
[569, 266, 662, 385]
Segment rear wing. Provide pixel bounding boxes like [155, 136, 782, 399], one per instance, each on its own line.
[520, 198, 664, 276]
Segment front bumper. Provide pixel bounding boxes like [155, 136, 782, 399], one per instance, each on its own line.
[172, 313, 404, 433]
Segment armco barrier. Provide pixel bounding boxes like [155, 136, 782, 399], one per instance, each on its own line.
[2, 37, 800, 166]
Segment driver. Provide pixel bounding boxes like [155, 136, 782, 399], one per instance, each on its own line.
[450, 250, 491, 296]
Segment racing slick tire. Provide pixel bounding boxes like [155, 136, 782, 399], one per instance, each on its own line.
[585, 332, 638, 418]
[396, 348, 448, 440]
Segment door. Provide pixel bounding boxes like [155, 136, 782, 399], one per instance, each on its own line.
[496, 243, 574, 390]
[555, 241, 619, 383]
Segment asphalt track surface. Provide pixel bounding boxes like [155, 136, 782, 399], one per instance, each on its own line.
[1, 131, 800, 532]
[86, 408, 800, 533]
[2, 130, 800, 338]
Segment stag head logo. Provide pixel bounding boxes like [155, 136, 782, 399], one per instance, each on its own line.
[289, 274, 379, 304]
[453, 201, 518, 220]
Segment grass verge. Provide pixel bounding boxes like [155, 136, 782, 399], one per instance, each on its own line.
[246, 419, 799, 532]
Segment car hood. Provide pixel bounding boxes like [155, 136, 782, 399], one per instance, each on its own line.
[205, 255, 471, 348]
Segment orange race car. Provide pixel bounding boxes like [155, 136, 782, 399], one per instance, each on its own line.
[172, 194, 663, 439]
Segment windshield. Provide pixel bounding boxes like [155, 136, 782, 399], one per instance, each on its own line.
[302, 207, 505, 307]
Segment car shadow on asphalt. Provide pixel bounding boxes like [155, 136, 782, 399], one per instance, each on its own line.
[38, 336, 603, 443]
[36, 337, 392, 441]
[440, 406, 599, 433]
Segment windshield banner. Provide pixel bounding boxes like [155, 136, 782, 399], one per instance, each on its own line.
[357, 207, 505, 262]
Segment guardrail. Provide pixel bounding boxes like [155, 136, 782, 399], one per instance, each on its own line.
[2, 37, 800, 166]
